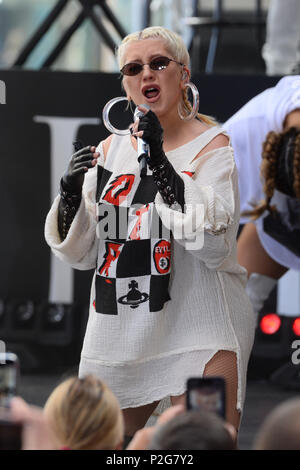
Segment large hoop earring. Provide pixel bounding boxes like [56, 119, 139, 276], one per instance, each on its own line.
[178, 82, 200, 121]
[102, 96, 131, 135]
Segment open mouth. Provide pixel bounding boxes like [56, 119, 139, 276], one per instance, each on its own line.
[142, 86, 160, 100]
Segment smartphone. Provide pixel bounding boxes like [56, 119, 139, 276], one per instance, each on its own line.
[0, 352, 19, 408]
[0, 353, 21, 449]
[0, 419, 22, 450]
[186, 377, 226, 419]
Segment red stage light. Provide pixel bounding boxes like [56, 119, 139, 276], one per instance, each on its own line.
[292, 318, 300, 336]
[260, 314, 281, 335]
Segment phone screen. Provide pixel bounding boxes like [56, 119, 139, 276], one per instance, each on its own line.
[0, 353, 19, 408]
[186, 377, 226, 419]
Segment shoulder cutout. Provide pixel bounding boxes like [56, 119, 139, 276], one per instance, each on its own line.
[192, 132, 230, 162]
[102, 134, 113, 161]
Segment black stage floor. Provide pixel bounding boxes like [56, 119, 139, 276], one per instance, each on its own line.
[18, 373, 297, 450]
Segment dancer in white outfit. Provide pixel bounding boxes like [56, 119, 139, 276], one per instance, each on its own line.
[45, 26, 255, 440]
[224, 76, 300, 318]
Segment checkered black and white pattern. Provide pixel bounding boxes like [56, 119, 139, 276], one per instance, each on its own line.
[94, 165, 171, 315]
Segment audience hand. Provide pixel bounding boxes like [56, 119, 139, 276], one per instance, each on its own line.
[10, 397, 53, 450]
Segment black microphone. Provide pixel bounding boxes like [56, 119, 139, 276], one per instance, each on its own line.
[134, 105, 150, 177]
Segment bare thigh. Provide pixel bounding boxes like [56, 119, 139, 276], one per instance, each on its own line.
[122, 400, 160, 436]
[237, 223, 288, 279]
[170, 350, 240, 430]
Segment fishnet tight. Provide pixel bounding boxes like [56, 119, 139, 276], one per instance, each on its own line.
[170, 350, 240, 430]
[202, 350, 240, 430]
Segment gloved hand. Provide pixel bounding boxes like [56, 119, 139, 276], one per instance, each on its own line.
[58, 142, 99, 240]
[62, 143, 100, 194]
[134, 108, 165, 167]
[132, 107, 185, 209]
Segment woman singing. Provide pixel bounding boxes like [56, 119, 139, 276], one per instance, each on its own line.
[45, 26, 255, 443]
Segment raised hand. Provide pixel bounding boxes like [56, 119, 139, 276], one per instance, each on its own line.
[132, 107, 185, 208]
[132, 107, 164, 167]
[62, 145, 100, 194]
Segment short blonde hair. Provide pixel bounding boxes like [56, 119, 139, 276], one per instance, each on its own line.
[117, 26, 217, 126]
[44, 375, 124, 450]
[117, 26, 189, 70]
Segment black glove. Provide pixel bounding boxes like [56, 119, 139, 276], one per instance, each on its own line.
[137, 110, 164, 167]
[138, 110, 185, 209]
[58, 141, 98, 240]
[62, 142, 98, 194]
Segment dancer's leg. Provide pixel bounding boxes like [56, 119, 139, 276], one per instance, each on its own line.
[122, 400, 160, 443]
[170, 350, 240, 430]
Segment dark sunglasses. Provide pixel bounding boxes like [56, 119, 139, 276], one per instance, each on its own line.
[120, 56, 183, 76]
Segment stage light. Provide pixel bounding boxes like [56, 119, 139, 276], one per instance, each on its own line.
[260, 313, 281, 335]
[292, 318, 300, 337]
[46, 303, 65, 324]
[38, 302, 73, 345]
[250, 310, 300, 383]
[0, 300, 79, 371]
[16, 301, 35, 323]
[12, 301, 36, 331]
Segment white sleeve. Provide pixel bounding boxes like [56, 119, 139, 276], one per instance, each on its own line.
[44, 144, 105, 270]
[155, 145, 238, 269]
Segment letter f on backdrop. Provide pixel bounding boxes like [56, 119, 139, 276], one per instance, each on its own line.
[34, 115, 100, 304]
